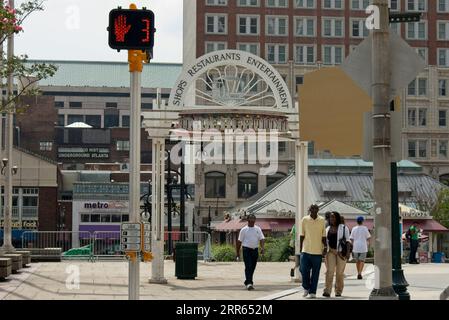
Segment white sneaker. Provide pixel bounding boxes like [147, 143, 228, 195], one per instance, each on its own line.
[302, 290, 309, 297]
[307, 293, 316, 299]
[246, 284, 254, 291]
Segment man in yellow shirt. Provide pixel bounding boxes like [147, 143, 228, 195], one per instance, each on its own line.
[300, 204, 327, 299]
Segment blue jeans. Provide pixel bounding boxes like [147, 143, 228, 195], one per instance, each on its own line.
[300, 252, 322, 294]
[243, 247, 259, 285]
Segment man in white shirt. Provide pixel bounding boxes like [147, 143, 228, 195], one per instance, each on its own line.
[236, 214, 265, 290]
[350, 216, 371, 279]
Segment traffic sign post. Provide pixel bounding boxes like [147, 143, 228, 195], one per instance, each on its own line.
[109, 3, 156, 301]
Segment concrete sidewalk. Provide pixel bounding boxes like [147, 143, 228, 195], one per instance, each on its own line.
[0, 261, 446, 300]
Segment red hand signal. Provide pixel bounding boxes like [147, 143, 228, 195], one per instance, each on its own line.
[114, 15, 132, 42]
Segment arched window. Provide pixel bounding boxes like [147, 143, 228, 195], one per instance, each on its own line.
[266, 172, 287, 187]
[238, 172, 258, 199]
[205, 171, 226, 198]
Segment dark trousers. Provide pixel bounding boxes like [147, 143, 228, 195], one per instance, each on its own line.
[409, 239, 419, 263]
[243, 247, 259, 285]
[300, 252, 322, 294]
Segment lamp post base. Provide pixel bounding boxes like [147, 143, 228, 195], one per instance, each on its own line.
[392, 269, 410, 300]
[369, 287, 398, 300]
[149, 278, 168, 284]
[0, 245, 15, 253]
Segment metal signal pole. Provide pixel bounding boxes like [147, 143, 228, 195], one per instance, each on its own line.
[369, 0, 397, 299]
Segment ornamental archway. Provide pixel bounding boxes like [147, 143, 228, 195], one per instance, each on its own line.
[143, 50, 306, 283]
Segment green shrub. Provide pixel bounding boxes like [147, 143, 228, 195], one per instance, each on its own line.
[212, 245, 236, 262]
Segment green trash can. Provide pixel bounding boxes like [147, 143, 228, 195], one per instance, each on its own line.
[175, 242, 198, 280]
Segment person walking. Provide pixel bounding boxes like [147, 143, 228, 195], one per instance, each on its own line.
[322, 211, 351, 297]
[350, 216, 371, 279]
[408, 221, 420, 264]
[300, 204, 327, 299]
[236, 214, 265, 290]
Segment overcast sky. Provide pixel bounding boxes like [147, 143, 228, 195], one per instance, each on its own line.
[15, 0, 183, 63]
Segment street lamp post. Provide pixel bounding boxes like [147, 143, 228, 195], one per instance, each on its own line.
[391, 162, 410, 300]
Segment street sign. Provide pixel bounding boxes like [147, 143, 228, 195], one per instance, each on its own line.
[122, 223, 141, 230]
[121, 223, 142, 251]
[340, 32, 426, 101]
[121, 243, 141, 251]
[108, 8, 155, 51]
[122, 230, 140, 237]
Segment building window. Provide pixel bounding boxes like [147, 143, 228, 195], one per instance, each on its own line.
[85, 115, 101, 128]
[104, 114, 119, 128]
[116, 140, 130, 151]
[238, 172, 258, 199]
[351, 19, 369, 38]
[238, 43, 259, 55]
[205, 171, 226, 198]
[390, 0, 400, 10]
[57, 115, 65, 126]
[239, 0, 259, 6]
[267, 16, 288, 36]
[407, 0, 426, 11]
[67, 114, 84, 125]
[323, 46, 344, 65]
[439, 49, 449, 67]
[438, 22, 449, 40]
[206, 0, 227, 5]
[238, 16, 259, 35]
[295, 17, 315, 37]
[295, 0, 315, 8]
[418, 108, 427, 126]
[408, 78, 427, 96]
[39, 141, 53, 151]
[267, 172, 287, 187]
[439, 110, 447, 127]
[351, 0, 370, 10]
[81, 214, 90, 223]
[54, 101, 64, 108]
[141, 103, 153, 109]
[440, 79, 448, 96]
[267, 44, 288, 64]
[407, 109, 416, 126]
[69, 101, 82, 109]
[322, 18, 344, 37]
[206, 15, 227, 34]
[406, 21, 426, 40]
[278, 141, 286, 153]
[295, 76, 304, 92]
[122, 115, 130, 127]
[390, 23, 400, 35]
[323, 0, 343, 9]
[205, 42, 226, 54]
[408, 140, 417, 158]
[415, 48, 427, 64]
[105, 102, 117, 108]
[266, 0, 288, 7]
[439, 140, 448, 159]
[439, 0, 449, 12]
[295, 45, 315, 64]
[418, 140, 427, 158]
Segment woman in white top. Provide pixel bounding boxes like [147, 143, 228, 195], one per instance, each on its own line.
[323, 211, 351, 298]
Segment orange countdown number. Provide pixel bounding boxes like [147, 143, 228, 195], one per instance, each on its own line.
[142, 19, 150, 43]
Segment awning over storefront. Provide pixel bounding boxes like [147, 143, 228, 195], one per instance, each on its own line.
[213, 219, 294, 232]
[402, 219, 449, 233]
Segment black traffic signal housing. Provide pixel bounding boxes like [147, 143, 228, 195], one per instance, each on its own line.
[108, 8, 155, 51]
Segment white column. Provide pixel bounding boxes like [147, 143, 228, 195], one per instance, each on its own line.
[1, 0, 15, 252]
[150, 138, 167, 284]
[294, 141, 308, 282]
[128, 69, 141, 300]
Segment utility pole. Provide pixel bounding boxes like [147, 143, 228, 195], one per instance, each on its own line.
[1, 0, 15, 253]
[369, 0, 397, 299]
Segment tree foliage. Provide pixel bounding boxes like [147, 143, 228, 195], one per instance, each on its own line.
[431, 189, 449, 229]
[0, 1, 57, 112]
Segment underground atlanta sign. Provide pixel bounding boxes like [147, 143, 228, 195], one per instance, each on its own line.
[169, 50, 293, 110]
